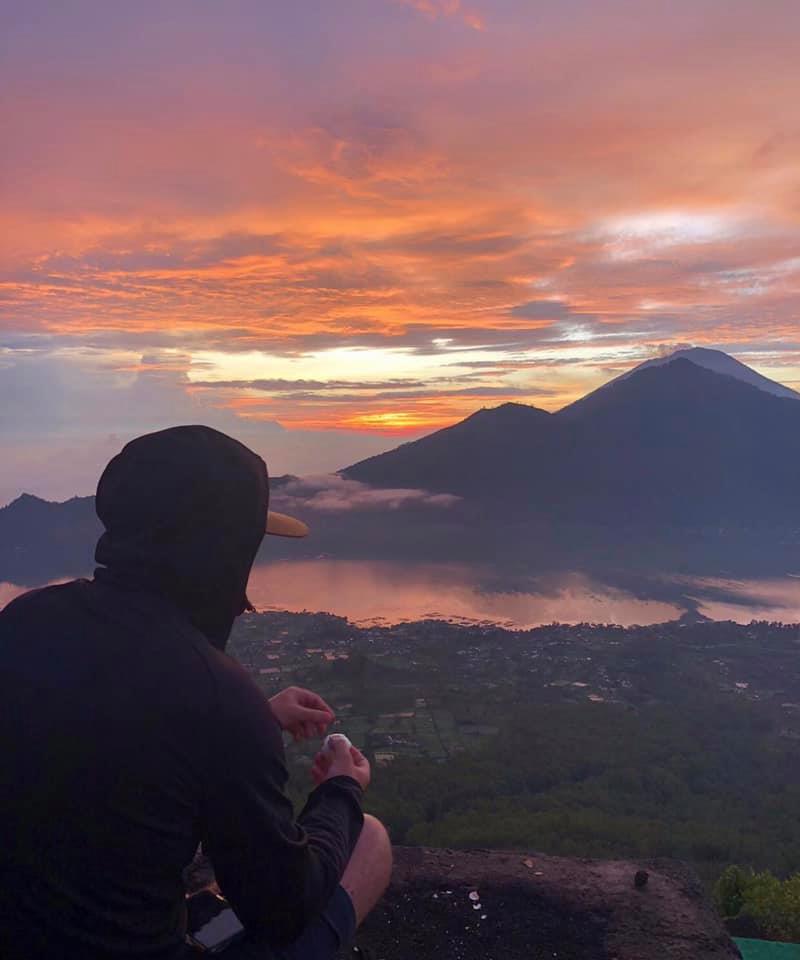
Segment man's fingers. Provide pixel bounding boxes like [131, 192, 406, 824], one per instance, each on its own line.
[350, 746, 367, 765]
[287, 716, 327, 742]
[312, 752, 331, 784]
[301, 690, 333, 714]
[297, 706, 334, 726]
[297, 687, 335, 716]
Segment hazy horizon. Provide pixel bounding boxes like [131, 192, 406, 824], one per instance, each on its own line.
[2, 346, 799, 506]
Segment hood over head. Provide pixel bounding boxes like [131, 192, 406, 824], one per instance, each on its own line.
[94, 425, 268, 649]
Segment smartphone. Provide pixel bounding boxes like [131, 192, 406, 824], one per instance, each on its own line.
[186, 889, 246, 953]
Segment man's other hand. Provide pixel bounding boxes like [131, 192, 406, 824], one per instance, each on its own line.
[269, 686, 335, 742]
[311, 739, 371, 792]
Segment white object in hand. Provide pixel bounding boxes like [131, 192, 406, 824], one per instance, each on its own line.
[322, 733, 352, 752]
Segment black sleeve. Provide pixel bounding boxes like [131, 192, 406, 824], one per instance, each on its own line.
[201, 657, 363, 946]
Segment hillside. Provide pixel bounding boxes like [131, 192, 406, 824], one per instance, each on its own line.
[0, 493, 100, 583]
[344, 401, 553, 497]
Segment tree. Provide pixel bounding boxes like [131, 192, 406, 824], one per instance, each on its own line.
[715, 867, 800, 943]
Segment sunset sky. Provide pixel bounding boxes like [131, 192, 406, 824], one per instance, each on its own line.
[1, 0, 799, 503]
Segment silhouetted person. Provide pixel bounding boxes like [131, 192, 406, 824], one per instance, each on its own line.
[0, 426, 391, 959]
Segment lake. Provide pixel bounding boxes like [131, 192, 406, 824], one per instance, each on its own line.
[3, 562, 800, 627]
[246, 562, 800, 627]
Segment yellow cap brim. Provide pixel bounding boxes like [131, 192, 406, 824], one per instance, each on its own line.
[266, 511, 309, 538]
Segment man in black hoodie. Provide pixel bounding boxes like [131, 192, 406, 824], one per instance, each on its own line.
[0, 425, 392, 959]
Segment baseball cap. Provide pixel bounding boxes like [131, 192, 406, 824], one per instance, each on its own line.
[96, 425, 310, 541]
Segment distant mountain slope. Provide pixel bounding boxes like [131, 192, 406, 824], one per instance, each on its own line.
[0, 493, 100, 583]
[344, 402, 554, 497]
[619, 347, 800, 401]
[552, 358, 800, 524]
[344, 357, 800, 527]
[0, 477, 303, 586]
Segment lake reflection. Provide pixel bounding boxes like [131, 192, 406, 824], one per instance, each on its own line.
[4, 564, 800, 627]
[245, 561, 681, 628]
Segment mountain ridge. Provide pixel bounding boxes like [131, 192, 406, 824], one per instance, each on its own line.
[4, 350, 800, 587]
[344, 399, 552, 494]
[344, 354, 800, 527]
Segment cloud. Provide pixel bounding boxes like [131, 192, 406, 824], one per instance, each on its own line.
[393, 0, 485, 31]
[190, 377, 429, 392]
[1, 0, 799, 467]
[654, 342, 696, 358]
[274, 474, 461, 512]
[510, 300, 572, 320]
[0, 348, 400, 505]
[373, 227, 525, 260]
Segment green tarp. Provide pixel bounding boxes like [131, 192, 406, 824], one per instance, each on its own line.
[735, 939, 800, 959]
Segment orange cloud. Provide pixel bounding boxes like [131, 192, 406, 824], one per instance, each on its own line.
[1, 0, 798, 446]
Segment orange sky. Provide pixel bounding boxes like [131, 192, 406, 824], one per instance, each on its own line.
[1, 0, 799, 499]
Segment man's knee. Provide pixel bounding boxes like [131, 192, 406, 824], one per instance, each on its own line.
[342, 814, 393, 926]
[361, 814, 390, 849]
[361, 815, 392, 880]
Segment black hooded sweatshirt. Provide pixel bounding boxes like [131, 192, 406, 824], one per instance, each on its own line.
[0, 426, 364, 959]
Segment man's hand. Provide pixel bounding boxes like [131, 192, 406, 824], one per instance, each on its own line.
[311, 738, 371, 792]
[268, 686, 335, 742]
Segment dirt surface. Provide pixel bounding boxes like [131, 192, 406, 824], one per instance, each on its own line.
[185, 845, 741, 960]
[344, 847, 742, 960]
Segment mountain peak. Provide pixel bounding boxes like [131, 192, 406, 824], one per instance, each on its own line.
[1, 493, 95, 513]
[624, 347, 799, 401]
[464, 401, 551, 424]
[343, 401, 552, 493]
[1, 493, 49, 512]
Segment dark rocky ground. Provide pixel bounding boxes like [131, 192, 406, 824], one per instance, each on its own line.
[343, 847, 740, 960]
[186, 846, 741, 960]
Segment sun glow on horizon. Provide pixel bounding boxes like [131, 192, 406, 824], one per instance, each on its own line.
[344, 412, 441, 432]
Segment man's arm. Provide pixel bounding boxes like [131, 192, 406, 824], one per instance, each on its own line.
[201, 659, 364, 947]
